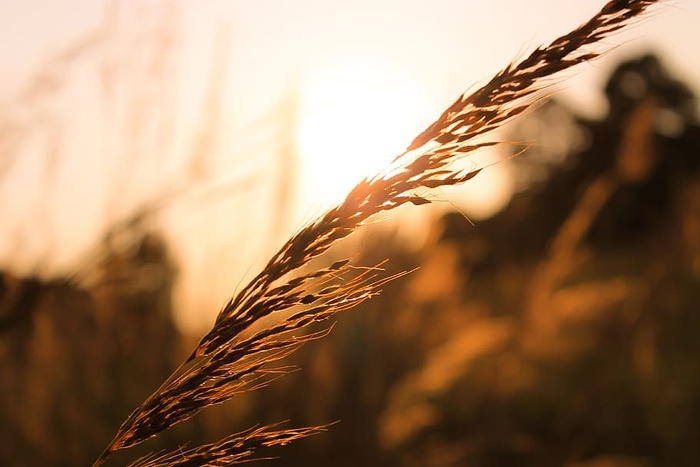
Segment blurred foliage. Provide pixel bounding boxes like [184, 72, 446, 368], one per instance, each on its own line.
[231, 53, 700, 467]
[0, 228, 183, 465]
[2, 46, 700, 467]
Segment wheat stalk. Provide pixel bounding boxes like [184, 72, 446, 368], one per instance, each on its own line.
[94, 1, 662, 465]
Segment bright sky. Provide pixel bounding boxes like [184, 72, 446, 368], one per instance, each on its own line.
[1, 0, 698, 331]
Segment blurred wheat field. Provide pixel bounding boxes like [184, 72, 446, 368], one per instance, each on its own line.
[1, 1, 700, 466]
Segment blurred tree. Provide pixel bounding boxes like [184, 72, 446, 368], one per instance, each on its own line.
[0, 227, 183, 466]
[442, 53, 699, 272]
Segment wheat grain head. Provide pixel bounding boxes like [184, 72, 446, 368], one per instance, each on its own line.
[94, 1, 663, 465]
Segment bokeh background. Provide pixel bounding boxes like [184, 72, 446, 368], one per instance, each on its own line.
[1, 1, 700, 465]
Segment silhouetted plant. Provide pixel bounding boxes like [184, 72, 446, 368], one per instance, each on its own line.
[94, 1, 664, 465]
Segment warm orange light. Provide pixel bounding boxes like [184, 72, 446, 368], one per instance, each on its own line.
[296, 56, 430, 216]
[295, 55, 513, 223]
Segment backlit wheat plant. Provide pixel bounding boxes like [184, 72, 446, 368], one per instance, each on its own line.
[94, 1, 662, 465]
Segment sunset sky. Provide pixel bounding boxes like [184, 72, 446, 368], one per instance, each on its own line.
[1, 0, 698, 330]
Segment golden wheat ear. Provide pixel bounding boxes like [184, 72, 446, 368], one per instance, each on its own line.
[94, 1, 662, 465]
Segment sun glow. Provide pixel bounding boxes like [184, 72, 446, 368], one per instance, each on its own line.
[296, 56, 431, 216]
